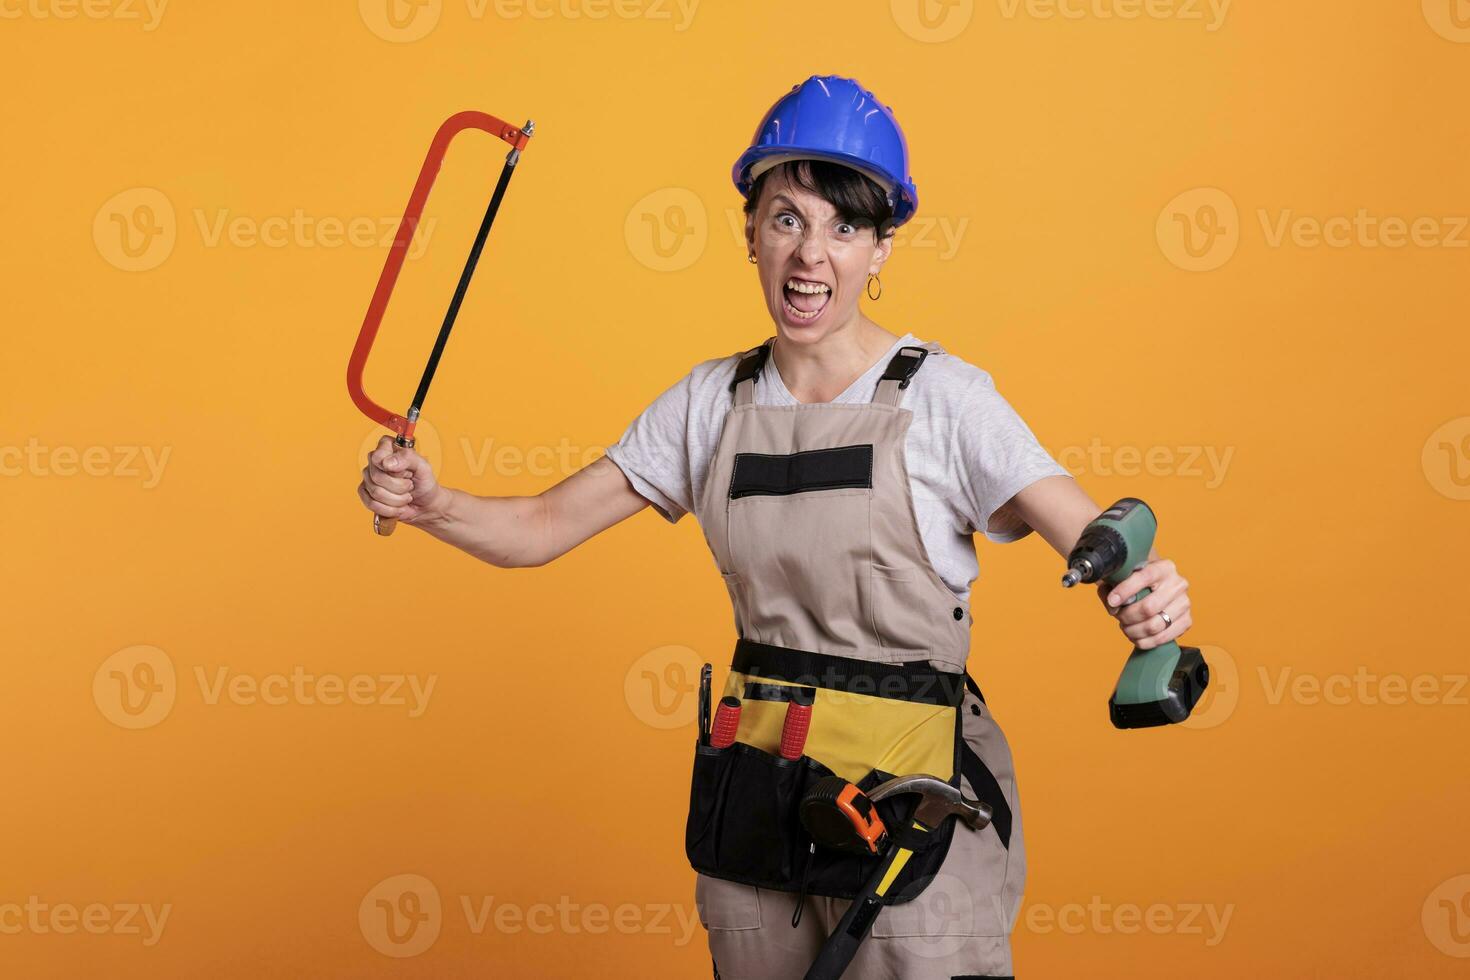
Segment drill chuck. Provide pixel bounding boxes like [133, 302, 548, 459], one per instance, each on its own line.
[1063, 525, 1127, 587]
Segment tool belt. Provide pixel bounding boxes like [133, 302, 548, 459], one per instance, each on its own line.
[686, 639, 1005, 904]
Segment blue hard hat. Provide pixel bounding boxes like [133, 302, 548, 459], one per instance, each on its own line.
[732, 74, 918, 227]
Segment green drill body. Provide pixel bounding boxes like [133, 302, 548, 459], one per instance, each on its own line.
[1062, 498, 1210, 729]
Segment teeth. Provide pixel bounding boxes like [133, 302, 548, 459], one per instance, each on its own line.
[785, 279, 830, 295]
[784, 299, 822, 319]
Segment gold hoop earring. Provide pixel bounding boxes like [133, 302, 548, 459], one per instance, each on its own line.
[748, 253, 757, 264]
[866, 273, 882, 301]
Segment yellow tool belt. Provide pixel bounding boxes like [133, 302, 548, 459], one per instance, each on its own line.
[685, 639, 967, 904]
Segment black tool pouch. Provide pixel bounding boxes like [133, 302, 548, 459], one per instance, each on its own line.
[684, 640, 967, 904]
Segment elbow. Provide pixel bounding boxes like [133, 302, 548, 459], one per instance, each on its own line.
[479, 538, 553, 569]
[499, 551, 552, 570]
[498, 494, 558, 569]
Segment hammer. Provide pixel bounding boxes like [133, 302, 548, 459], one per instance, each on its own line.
[803, 774, 993, 980]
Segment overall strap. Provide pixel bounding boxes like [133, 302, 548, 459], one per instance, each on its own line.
[872, 342, 942, 406]
[961, 671, 1014, 850]
[729, 336, 775, 407]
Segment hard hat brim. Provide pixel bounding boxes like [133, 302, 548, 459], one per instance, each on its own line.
[735, 148, 917, 225]
[745, 151, 898, 196]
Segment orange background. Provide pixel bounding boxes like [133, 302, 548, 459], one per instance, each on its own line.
[4, 1, 1469, 976]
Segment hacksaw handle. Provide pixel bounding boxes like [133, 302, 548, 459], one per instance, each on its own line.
[372, 435, 415, 537]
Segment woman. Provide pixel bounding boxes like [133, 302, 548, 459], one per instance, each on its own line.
[357, 74, 1194, 979]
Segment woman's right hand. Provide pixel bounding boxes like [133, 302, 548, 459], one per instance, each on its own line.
[358, 435, 448, 527]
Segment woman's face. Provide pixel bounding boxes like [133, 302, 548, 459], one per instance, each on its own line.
[746, 169, 893, 341]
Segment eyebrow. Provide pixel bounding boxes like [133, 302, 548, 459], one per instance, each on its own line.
[769, 193, 837, 220]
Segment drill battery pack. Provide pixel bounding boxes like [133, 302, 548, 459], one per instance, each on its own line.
[1109, 645, 1210, 728]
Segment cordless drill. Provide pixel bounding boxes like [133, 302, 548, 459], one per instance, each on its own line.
[1061, 498, 1210, 729]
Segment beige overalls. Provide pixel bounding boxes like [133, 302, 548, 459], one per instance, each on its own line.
[688, 337, 1026, 979]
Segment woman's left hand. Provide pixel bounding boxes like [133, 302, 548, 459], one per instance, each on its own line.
[1097, 557, 1193, 650]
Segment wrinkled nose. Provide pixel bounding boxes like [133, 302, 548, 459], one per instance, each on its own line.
[796, 232, 825, 265]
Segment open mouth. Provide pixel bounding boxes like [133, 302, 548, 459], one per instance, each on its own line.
[782, 277, 831, 322]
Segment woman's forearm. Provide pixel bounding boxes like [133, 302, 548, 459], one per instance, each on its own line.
[1006, 476, 1161, 562]
[378, 455, 652, 570]
[413, 487, 551, 568]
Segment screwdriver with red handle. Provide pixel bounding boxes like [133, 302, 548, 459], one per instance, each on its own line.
[779, 689, 814, 760]
[710, 696, 742, 749]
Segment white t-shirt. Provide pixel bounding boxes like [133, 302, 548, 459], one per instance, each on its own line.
[603, 332, 1070, 604]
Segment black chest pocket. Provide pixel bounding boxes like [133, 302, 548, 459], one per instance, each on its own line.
[728, 444, 874, 498]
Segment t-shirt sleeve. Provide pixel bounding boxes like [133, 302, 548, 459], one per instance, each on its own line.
[954, 371, 1072, 544]
[603, 371, 695, 524]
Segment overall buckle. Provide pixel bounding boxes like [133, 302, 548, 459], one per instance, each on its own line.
[729, 340, 773, 391]
[880, 345, 928, 389]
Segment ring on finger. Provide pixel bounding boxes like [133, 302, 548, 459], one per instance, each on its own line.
[1158, 609, 1173, 629]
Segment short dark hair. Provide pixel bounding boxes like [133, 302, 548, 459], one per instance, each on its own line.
[743, 158, 896, 240]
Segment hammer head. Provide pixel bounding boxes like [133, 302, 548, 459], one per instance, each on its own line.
[868, 773, 993, 832]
